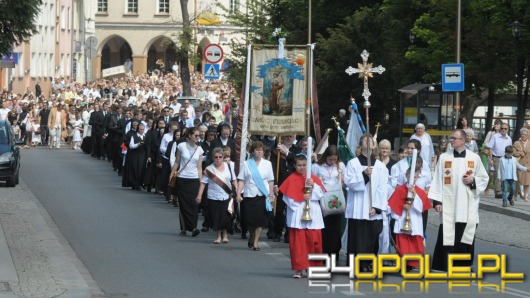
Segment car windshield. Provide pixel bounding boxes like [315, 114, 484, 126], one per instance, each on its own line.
[0, 127, 8, 144]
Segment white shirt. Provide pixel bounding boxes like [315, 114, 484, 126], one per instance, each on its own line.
[312, 162, 345, 186]
[177, 142, 204, 179]
[201, 162, 236, 201]
[159, 132, 174, 159]
[237, 159, 274, 197]
[283, 184, 325, 229]
[0, 108, 9, 120]
[344, 158, 388, 220]
[169, 102, 181, 114]
[391, 175, 429, 237]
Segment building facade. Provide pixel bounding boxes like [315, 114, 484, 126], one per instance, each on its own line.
[2, 0, 244, 95]
[93, 0, 244, 79]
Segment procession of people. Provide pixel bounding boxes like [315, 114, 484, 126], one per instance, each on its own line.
[0, 67, 515, 280]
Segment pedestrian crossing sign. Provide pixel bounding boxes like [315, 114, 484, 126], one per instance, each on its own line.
[204, 63, 220, 80]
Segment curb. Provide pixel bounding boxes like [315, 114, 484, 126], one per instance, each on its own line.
[479, 201, 530, 221]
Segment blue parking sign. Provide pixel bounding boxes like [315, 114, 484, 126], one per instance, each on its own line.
[442, 63, 464, 92]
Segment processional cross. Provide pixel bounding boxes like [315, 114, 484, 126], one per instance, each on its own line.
[344, 50, 385, 165]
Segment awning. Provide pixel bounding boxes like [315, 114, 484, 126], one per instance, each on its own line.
[398, 83, 432, 94]
[0, 61, 15, 68]
[197, 12, 221, 26]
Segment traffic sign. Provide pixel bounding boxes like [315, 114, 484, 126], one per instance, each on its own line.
[204, 63, 220, 80]
[203, 44, 224, 64]
[442, 63, 464, 92]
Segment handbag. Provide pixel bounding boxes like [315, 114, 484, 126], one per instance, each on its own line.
[169, 145, 198, 186]
[320, 182, 346, 217]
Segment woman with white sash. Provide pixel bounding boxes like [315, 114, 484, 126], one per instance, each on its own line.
[197, 147, 236, 244]
[236, 141, 274, 251]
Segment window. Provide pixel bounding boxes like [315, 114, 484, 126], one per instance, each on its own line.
[61, 6, 66, 29]
[127, 0, 138, 13]
[158, 0, 169, 14]
[97, 0, 108, 13]
[229, 0, 240, 14]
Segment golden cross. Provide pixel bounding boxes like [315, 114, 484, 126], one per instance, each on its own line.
[331, 116, 340, 128]
[345, 50, 385, 101]
[374, 122, 382, 136]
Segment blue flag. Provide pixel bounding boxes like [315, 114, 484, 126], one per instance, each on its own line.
[346, 100, 366, 152]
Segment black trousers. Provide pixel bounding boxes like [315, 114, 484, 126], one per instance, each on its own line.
[40, 125, 49, 145]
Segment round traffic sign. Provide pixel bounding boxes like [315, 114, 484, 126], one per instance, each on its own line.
[203, 44, 224, 64]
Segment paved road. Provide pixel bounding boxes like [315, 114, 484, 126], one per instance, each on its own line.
[19, 148, 530, 297]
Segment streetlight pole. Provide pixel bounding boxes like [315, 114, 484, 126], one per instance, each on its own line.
[512, 21, 526, 140]
[454, 0, 461, 129]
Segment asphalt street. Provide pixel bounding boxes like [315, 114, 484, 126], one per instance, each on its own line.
[18, 147, 530, 298]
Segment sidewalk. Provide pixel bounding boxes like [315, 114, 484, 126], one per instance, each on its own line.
[0, 178, 103, 297]
[480, 192, 530, 221]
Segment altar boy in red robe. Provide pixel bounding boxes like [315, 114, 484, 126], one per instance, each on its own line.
[280, 154, 326, 278]
[388, 156, 432, 270]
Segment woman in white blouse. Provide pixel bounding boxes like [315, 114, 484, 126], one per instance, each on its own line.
[237, 141, 274, 251]
[312, 145, 345, 262]
[170, 127, 204, 237]
[197, 147, 236, 244]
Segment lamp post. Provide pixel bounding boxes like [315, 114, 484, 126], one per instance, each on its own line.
[512, 21, 526, 140]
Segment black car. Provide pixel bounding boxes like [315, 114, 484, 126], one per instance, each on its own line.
[0, 120, 20, 187]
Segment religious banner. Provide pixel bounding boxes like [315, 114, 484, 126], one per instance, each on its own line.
[249, 46, 307, 135]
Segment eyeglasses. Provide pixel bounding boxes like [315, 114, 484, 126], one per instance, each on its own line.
[214, 156, 223, 159]
[501, 127, 509, 130]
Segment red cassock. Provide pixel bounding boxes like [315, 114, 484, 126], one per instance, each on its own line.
[388, 184, 432, 267]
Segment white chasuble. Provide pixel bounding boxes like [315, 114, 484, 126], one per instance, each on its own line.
[429, 149, 488, 246]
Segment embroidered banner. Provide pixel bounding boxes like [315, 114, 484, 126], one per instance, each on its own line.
[249, 46, 307, 135]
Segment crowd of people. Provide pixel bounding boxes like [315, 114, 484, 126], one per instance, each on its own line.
[0, 74, 523, 278]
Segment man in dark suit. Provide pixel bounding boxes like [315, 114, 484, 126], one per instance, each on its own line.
[269, 135, 301, 242]
[107, 106, 122, 171]
[35, 81, 42, 99]
[90, 104, 105, 159]
[208, 124, 235, 164]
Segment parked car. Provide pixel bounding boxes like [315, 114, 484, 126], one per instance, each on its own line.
[0, 120, 20, 187]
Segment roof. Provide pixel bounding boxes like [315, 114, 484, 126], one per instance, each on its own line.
[398, 84, 432, 94]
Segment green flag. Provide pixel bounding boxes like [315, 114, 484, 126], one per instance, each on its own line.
[337, 128, 355, 164]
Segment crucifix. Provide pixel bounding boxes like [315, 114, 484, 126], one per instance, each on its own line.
[344, 49, 385, 157]
[345, 50, 385, 211]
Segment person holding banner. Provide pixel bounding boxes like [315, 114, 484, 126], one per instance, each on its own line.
[281, 154, 326, 278]
[236, 141, 275, 251]
[344, 134, 388, 272]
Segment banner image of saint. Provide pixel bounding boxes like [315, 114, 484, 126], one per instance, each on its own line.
[263, 68, 292, 116]
[249, 47, 307, 135]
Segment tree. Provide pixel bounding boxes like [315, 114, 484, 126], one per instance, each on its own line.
[0, 0, 42, 54]
[176, 0, 193, 96]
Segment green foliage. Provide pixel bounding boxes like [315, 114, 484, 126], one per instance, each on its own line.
[0, 0, 43, 54]
[219, 0, 530, 139]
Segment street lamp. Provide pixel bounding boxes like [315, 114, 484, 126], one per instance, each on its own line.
[511, 21, 524, 39]
[409, 31, 415, 44]
[512, 20, 526, 140]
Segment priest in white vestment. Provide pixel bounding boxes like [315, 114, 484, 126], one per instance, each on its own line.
[429, 129, 489, 272]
